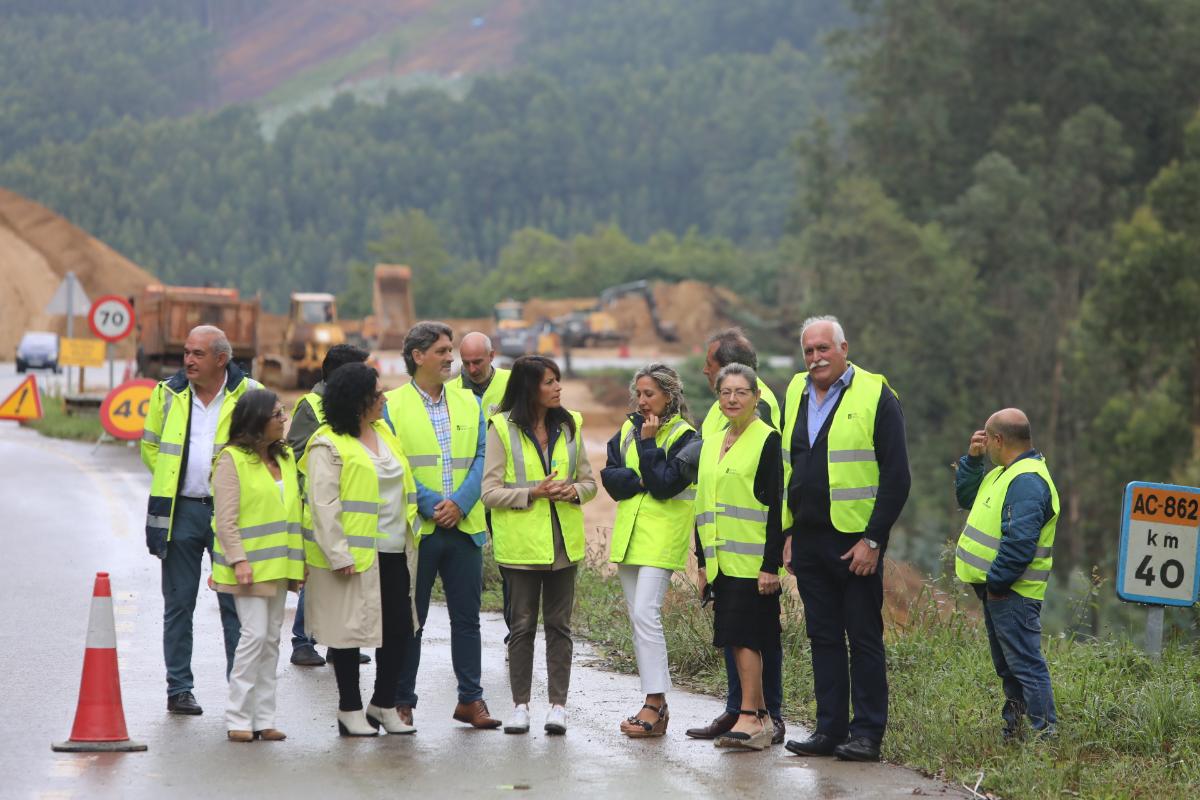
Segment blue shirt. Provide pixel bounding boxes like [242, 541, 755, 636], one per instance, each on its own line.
[804, 365, 854, 447]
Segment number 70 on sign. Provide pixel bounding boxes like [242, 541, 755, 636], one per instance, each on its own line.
[1117, 482, 1200, 606]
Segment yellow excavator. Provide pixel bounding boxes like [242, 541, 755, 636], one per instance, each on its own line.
[259, 292, 345, 389]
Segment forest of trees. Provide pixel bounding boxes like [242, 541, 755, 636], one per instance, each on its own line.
[3, 0, 1200, 634]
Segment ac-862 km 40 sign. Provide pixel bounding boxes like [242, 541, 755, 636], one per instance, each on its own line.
[1117, 482, 1200, 607]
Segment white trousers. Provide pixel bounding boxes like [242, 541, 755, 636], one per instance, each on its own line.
[617, 564, 673, 695]
[226, 585, 287, 731]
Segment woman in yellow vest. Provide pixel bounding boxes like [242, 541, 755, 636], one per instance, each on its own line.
[211, 388, 305, 742]
[600, 363, 697, 737]
[302, 362, 419, 737]
[694, 364, 785, 750]
[482, 355, 596, 736]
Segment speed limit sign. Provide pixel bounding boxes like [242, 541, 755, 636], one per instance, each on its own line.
[99, 378, 157, 440]
[88, 294, 136, 343]
[1117, 481, 1200, 607]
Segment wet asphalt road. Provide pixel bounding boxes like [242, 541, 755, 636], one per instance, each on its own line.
[0, 365, 960, 799]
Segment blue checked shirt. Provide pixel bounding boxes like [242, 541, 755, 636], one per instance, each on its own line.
[412, 381, 455, 497]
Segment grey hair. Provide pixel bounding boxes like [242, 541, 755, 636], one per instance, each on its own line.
[800, 315, 846, 346]
[715, 363, 760, 393]
[629, 362, 692, 425]
[705, 327, 758, 370]
[189, 325, 231, 361]
[403, 321, 454, 375]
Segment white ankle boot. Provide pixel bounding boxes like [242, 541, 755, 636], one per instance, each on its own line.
[366, 703, 416, 735]
[337, 709, 378, 737]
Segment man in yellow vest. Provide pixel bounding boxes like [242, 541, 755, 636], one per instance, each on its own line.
[453, 331, 511, 418]
[285, 343, 370, 668]
[385, 322, 502, 729]
[955, 408, 1058, 739]
[685, 327, 787, 746]
[141, 325, 259, 716]
[781, 316, 910, 763]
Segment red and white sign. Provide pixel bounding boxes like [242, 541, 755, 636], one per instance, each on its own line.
[88, 295, 136, 343]
[99, 379, 157, 440]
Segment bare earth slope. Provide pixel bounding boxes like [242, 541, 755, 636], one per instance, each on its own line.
[0, 188, 156, 356]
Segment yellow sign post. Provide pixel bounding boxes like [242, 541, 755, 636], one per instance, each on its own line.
[60, 338, 106, 368]
[0, 375, 43, 421]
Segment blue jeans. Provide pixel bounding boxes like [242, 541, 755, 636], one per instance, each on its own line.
[724, 646, 783, 719]
[977, 586, 1057, 732]
[396, 528, 484, 707]
[291, 585, 317, 648]
[162, 497, 240, 696]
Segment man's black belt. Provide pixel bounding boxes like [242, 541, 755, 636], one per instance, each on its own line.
[179, 495, 213, 506]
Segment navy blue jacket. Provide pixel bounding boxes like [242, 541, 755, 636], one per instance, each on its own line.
[600, 413, 698, 502]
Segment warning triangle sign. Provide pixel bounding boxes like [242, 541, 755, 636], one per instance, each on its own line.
[0, 375, 43, 421]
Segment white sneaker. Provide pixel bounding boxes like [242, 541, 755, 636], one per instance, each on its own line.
[365, 703, 416, 735]
[544, 704, 567, 735]
[504, 704, 530, 734]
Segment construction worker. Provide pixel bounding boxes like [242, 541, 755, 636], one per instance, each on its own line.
[782, 315, 910, 763]
[694, 363, 785, 751]
[285, 343, 371, 668]
[210, 389, 304, 742]
[481, 355, 597, 736]
[600, 363, 698, 738]
[385, 322, 502, 730]
[955, 409, 1059, 740]
[141, 325, 260, 716]
[685, 327, 786, 746]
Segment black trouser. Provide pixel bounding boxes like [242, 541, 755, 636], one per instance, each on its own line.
[330, 552, 412, 712]
[793, 529, 887, 742]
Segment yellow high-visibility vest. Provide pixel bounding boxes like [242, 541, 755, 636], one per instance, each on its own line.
[694, 417, 773, 579]
[211, 446, 305, 584]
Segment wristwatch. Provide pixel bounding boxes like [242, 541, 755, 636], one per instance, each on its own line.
[863, 537, 879, 550]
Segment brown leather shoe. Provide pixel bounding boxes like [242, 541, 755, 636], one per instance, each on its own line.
[226, 730, 253, 743]
[452, 699, 502, 729]
[685, 710, 737, 739]
[255, 729, 287, 741]
[397, 705, 414, 726]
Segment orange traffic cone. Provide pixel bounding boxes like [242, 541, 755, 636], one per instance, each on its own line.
[52, 572, 147, 752]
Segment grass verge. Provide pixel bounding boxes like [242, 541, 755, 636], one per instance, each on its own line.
[25, 396, 104, 441]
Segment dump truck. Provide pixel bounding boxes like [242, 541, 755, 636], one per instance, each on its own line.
[136, 284, 259, 378]
[493, 299, 560, 359]
[258, 293, 346, 389]
[366, 264, 415, 350]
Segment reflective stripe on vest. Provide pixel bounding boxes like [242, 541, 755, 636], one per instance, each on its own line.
[385, 383, 485, 540]
[490, 411, 586, 565]
[211, 447, 305, 584]
[141, 374, 259, 543]
[694, 417, 773, 579]
[954, 457, 1059, 599]
[609, 415, 696, 571]
[297, 421, 418, 573]
[781, 364, 890, 532]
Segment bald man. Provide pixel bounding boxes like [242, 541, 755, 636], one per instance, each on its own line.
[453, 332, 511, 418]
[954, 409, 1059, 740]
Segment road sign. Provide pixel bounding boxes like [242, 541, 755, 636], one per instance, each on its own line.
[88, 295, 135, 343]
[44, 272, 91, 316]
[60, 338, 106, 368]
[1117, 481, 1200, 607]
[99, 379, 157, 440]
[0, 375, 43, 421]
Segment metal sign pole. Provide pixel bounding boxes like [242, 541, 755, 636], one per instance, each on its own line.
[1145, 605, 1164, 661]
[65, 271, 74, 394]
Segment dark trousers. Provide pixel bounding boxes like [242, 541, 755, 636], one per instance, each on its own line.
[162, 497, 240, 696]
[291, 585, 316, 649]
[973, 584, 1057, 732]
[330, 552, 413, 711]
[793, 530, 887, 742]
[396, 528, 484, 706]
[724, 645, 783, 718]
[502, 565, 577, 706]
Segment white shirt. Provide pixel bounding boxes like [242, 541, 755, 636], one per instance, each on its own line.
[180, 377, 226, 498]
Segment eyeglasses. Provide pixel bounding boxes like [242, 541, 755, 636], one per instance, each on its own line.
[718, 388, 754, 400]
[271, 408, 288, 421]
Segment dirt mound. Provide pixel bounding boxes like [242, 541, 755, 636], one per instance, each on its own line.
[214, 0, 525, 106]
[0, 188, 156, 357]
[605, 280, 744, 350]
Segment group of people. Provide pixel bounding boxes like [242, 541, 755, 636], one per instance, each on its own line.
[141, 314, 1061, 757]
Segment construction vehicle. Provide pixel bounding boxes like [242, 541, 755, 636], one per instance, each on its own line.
[136, 284, 260, 378]
[555, 280, 678, 347]
[362, 264, 415, 350]
[258, 293, 345, 389]
[493, 299, 560, 359]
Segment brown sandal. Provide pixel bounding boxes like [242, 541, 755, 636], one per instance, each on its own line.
[621, 703, 669, 738]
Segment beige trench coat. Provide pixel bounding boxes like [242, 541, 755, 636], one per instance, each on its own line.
[302, 434, 418, 649]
